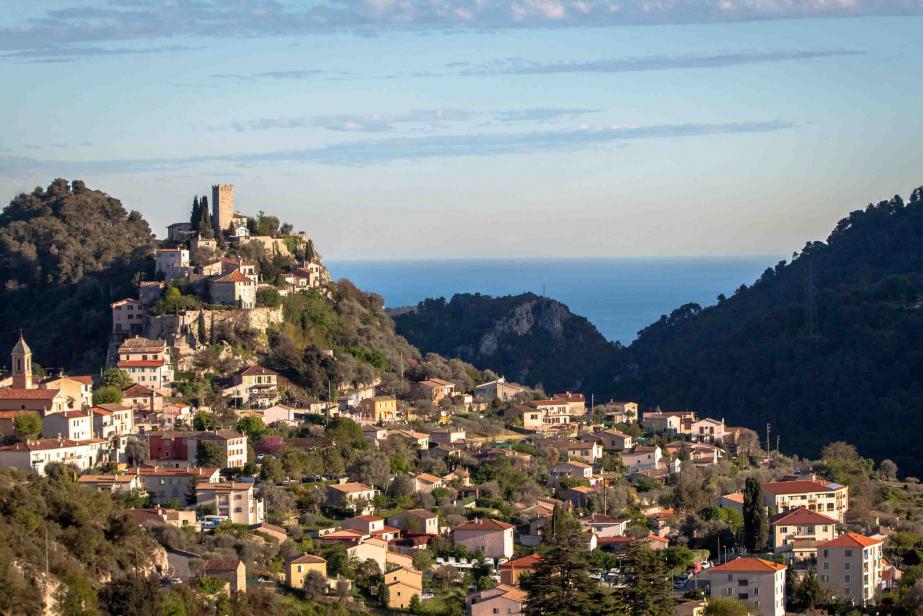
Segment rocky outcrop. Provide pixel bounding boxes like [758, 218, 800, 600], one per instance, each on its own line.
[394, 293, 619, 393]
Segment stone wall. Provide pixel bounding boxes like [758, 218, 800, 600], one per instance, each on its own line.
[146, 306, 283, 368]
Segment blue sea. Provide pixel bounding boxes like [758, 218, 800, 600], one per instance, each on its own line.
[326, 257, 776, 345]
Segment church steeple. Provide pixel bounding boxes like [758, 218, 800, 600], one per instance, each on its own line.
[11, 331, 33, 389]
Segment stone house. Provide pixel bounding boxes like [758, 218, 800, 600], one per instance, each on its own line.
[209, 270, 256, 309]
[203, 559, 246, 594]
[387, 509, 439, 535]
[116, 336, 174, 390]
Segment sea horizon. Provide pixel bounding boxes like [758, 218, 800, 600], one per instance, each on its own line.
[327, 255, 778, 345]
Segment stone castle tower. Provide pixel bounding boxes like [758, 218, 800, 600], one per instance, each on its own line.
[212, 184, 234, 234]
[11, 332, 33, 389]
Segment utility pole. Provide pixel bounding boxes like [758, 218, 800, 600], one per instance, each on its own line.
[776, 435, 780, 456]
[766, 423, 771, 458]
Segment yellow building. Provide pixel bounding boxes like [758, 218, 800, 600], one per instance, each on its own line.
[356, 396, 398, 424]
[286, 553, 328, 590]
[385, 566, 423, 610]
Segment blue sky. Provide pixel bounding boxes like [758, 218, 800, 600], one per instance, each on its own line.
[1, 1, 922, 260]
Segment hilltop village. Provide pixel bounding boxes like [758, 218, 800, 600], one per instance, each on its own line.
[0, 183, 920, 616]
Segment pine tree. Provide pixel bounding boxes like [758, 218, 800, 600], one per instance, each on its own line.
[523, 509, 616, 615]
[617, 546, 672, 616]
[743, 477, 768, 552]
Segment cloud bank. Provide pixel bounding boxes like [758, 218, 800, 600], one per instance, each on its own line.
[2, 0, 921, 51]
[0, 118, 793, 174]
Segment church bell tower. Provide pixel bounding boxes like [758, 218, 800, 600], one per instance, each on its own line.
[11, 332, 33, 389]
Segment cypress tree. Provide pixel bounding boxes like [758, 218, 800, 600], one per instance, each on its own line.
[743, 477, 769, 552]
[199, 208, 214, 239]
[305, 239, 315, 263]
[197, 311, 206, 344]
[190, 196, 201, 230]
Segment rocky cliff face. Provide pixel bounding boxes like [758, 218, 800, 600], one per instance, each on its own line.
[393, 293, 621, 392]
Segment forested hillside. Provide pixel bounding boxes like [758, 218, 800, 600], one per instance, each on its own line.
[0, 179, 155, 368]
[613, 187, 923, 475]
[393, 292, 620, 392]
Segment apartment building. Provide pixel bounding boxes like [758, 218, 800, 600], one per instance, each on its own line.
[817, 533, 883, 606]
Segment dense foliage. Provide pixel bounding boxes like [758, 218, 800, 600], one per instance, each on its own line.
[615, 187, 923, 475]
[0, 179, 155, 368]
[0, 468, 161, 615]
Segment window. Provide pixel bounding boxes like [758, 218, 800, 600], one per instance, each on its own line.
[845, 550, 853, 558]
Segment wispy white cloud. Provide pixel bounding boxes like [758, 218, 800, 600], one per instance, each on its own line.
[1, 1, 920, 51]
[212, 69, 326, 81]
[0, 118, 793, 172]
[206, 107, 598, 132]
[451, 48, 865, 76]
[0, 44, 201, 63]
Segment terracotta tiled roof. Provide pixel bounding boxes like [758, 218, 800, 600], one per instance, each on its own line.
[329, 482, 374, 494]
[499, 553, 542, 570]
[0, 438, 105, 452]
[580, 514, 627, 524]
[762, 480, 845, 495]
[770, 507, 838, 526]
[289, 553, 327, 564]
[720, 492, 745, 504]
[453, 518, 514, 532]
[396, 509, 437, 519]
[213, 270, 252, 284]
[415, 473, 443, 484]
[0, 388, 60, 400]
[240, 365, 277, 377]
[123, 384, 158, 396]
[204, 559, 241, 572]
[118, 336, 166, 350]
[818, 532, 882, 549]
[709, 557, 786, 573]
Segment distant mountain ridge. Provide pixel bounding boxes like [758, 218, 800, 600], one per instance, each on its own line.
[395, 185, 923, 474]
[393, 292, 621, 393]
